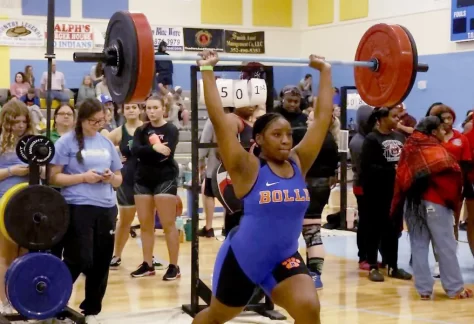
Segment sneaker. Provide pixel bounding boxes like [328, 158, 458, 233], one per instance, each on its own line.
[368, 269, 384, 282]
[433, 262, 440, 278]
[130, 262, 155, 278]
[85, 315, 101, 324]
[359, 261, 370, 271]
[449, 288, 474, 299]
[163, 264, 181, 281]
[310, 272, 323, 290]
[388, 267, 412, 280]
[110, 256, 121, 269]
[198, 226, 215, 238]
[152, 256, 165, 270]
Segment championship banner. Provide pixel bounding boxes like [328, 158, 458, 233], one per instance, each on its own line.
[151, 26, 184, 51]
[50, 23, 93, 49]
[0, 20, 44, 47]
[183, 28, 224, 52]
[224, 30, 265, 54]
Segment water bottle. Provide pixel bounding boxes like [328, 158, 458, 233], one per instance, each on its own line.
[184, 219, 193, 242]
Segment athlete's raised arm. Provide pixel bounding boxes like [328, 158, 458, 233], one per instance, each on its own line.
[292, 55, 333, 176]
[197, 51, 259, 197]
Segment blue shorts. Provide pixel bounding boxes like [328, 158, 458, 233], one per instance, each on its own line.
[212, 230, 310, 307]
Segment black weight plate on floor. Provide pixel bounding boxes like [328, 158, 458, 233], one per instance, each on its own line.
[4, 185, 69, 250]
[6, 253, 72, 320]
[25, 135, 55, 165]
[15, 134, 34, 163]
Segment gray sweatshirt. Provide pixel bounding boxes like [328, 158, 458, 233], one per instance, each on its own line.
[348, 105, 373, 189]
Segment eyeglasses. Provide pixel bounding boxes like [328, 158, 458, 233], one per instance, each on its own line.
[87, 118, 106, 126]
[57, 112, 73, 117]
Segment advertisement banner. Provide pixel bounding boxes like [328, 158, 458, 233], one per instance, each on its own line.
[51, 23, 93, 49]
[183, 28, 224, 51]
[0, 20, 44, 47]
[224, 30, 265, 54]
[151, 26, 184, 51]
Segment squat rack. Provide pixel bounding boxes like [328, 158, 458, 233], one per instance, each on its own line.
[181, 64, 286, 320]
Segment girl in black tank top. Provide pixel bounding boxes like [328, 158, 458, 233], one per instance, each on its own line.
[106, 104, 145, 269]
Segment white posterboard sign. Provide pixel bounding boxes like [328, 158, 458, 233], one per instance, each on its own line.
[346, 93, 367, 110]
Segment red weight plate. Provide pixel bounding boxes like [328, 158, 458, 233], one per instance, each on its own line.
[354, 24, 415, 107]
[128, 13, 155, 103]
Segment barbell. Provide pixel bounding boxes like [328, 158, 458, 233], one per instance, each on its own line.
[73, 11, 428, 107]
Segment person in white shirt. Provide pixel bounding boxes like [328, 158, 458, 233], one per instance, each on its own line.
[40, 60, 70, 103]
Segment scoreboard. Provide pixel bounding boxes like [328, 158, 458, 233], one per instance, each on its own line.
[451, 0, 474, 42]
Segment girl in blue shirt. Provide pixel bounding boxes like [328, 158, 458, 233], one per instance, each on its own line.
[0, 100, 33, 314]
[50, 98, 122, 322]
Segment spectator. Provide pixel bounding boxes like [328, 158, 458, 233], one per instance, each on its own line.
[19, 88, 40, 107]
[90, 64, 103, 86]
[298, 73, 313, 99]
[40, 60, 70, 103]
[97, 95, 116, 132]
[155, 41, 173, 89]
[50, 104, 75, 143]
[20, 88, 44, 132]
[10, 72, 31, 99]
[24, 65, 35, 87]
[77, 75, 96, 103]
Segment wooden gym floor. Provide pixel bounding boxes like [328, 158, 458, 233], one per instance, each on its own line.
[67, 190, 474, 323]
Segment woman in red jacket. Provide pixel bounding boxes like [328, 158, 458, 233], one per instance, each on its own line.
[391, 116, 472, 300]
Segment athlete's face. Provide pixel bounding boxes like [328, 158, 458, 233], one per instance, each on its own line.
[257, 118, 293, 161]
[124, 104, 140, 120]
[432, 124, 446, 142]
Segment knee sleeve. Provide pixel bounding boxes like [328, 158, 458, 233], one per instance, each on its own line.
[302, 224, 323, 248]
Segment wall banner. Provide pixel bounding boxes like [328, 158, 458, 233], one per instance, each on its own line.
[224, 30, 265, 54]
[0, 20, 44, 47]
[51, 23, 93, 49]
[183, 28, 224, 52]
[151, 26, 184, 51]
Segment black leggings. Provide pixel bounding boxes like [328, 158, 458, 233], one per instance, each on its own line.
[62, 204, 118, 316]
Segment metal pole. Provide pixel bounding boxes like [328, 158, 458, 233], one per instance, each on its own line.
[189, 66, 200, 313]
[44, 0, 56, 186]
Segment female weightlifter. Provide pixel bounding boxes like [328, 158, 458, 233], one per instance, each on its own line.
[391, 116, 473, 299]
[193, 51, 332, 324]
[50, 98, 122, 322]
[107, 103, 146, 268]
[360, 106, 412, 282]
[131, 96, 181, 280]
[0, 101, 33, 314]
[50, 104, 76, 143]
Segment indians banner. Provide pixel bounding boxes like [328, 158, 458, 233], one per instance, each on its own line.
[0, 20, 45, 47]
[50, 23, 94, 49]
